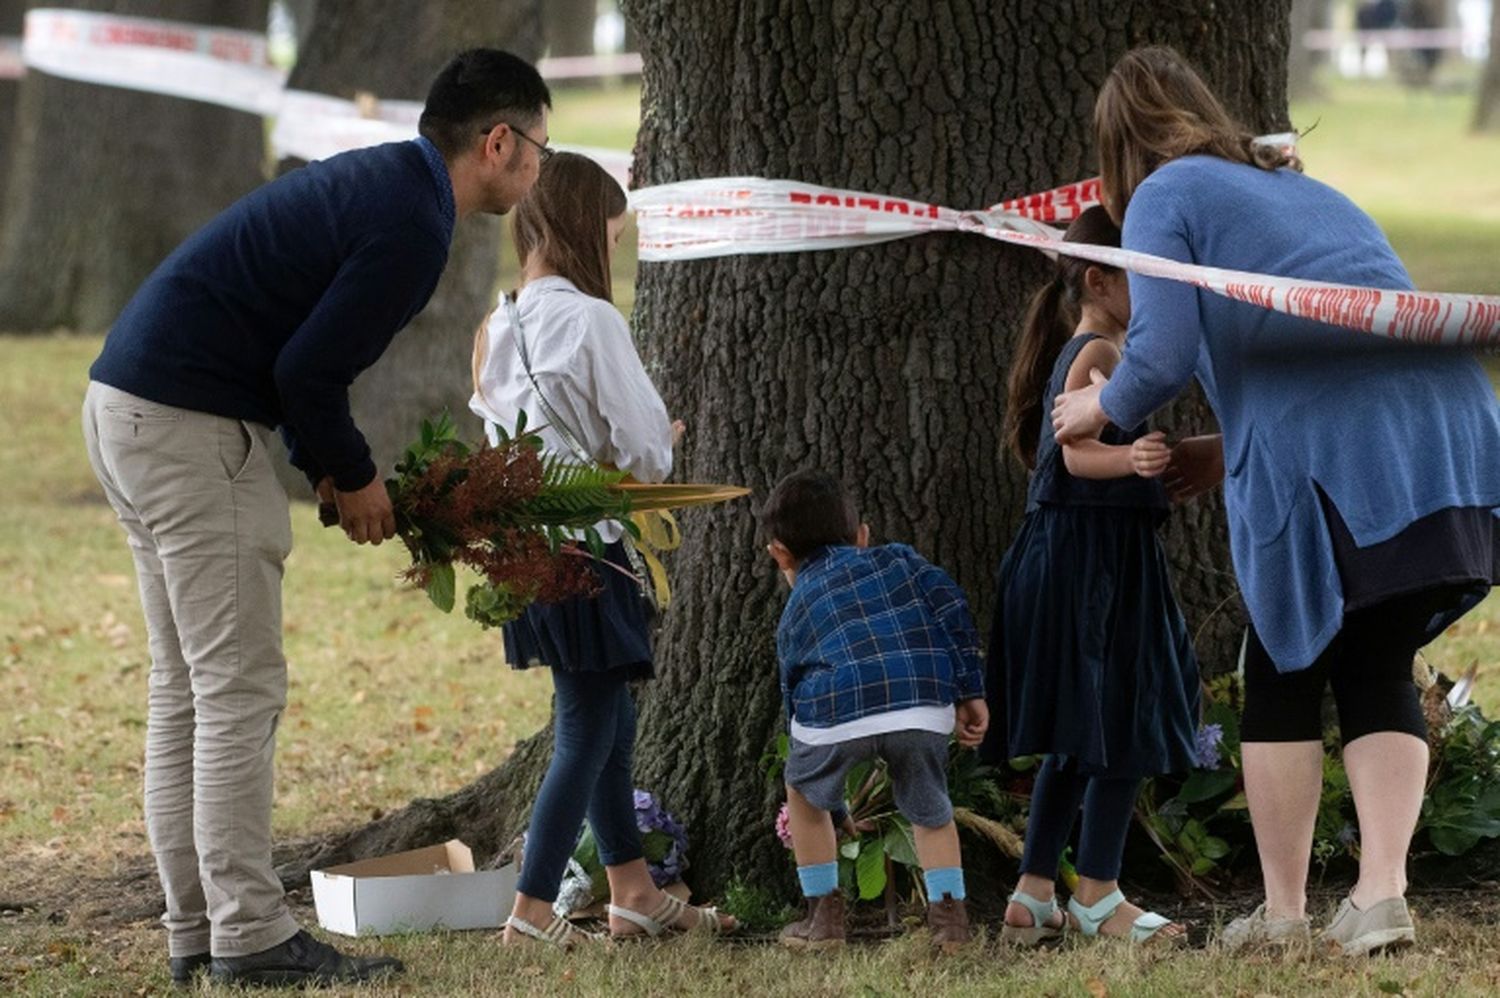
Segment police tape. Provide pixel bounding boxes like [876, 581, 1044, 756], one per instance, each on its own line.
[628, 177, 1500, 348]
[18, 8, 633, 182]
[270, 89, 632, 184]
[22, 8, 283, 114]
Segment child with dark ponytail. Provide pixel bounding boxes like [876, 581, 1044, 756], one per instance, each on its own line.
[985, 205, 1201, 946]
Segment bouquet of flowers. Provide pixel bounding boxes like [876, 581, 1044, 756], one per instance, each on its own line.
[331, 412, 746, 629]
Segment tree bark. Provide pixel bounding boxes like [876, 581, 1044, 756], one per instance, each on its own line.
[278, 0, 542, 484]
[544, 0, 596, 58]
[1475, 0, 1500, 132]
[286, 0, 1290, 901]
[0, 1, 268, 334]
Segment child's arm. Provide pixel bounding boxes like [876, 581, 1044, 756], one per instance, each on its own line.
[1058, 338, 1167, 480]
[1161, 433, 1225, 501]
[909, 558, 986, 703]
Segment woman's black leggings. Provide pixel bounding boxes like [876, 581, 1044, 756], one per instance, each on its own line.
[1238, 589, 1456, 744]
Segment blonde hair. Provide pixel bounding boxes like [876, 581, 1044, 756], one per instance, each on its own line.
[472, 152, 628, 401]
[1094, 46, 1299, 225]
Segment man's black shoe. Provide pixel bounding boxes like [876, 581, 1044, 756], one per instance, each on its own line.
[169, 952, 211, 987]
[208, 930, 404, 988]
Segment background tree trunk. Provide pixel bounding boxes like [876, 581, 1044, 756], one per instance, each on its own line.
[544, 0, 596, 58]
[0, 1, 268, 334]
[283, 0, 1290, 901]
[278, 0, 542, 485]
[1475, 0, 1500, 131]
[1287, 0, 1332, 99]
[0, 0, 24, 202]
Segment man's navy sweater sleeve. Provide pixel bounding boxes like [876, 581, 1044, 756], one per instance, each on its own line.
[275, 222, 448, 491]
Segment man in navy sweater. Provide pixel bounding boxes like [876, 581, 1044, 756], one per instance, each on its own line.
[81, 49, 551, 987]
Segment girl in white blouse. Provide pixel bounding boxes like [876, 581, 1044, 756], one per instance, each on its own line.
[471, 153, 732, 946]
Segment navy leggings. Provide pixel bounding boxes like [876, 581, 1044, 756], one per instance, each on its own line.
[1019, 755, 1141, 883]
[517, 669, 643, 902]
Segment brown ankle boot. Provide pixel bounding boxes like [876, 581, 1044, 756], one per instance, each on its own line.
[779, 893, 846, 950]
[928, 894, 972, 952]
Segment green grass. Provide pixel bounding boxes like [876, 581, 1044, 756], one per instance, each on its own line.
[9, 916, 1500, 997]
[4, 80, 1500, 996]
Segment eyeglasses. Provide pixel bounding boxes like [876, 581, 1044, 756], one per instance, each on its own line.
[480, 122, 553, 164]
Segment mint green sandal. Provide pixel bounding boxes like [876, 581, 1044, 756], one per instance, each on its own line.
[1001, 890, 1066, 947]
[1067, 889, 1185, 946]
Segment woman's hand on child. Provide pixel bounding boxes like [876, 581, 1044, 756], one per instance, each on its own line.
[1051, 367, 1110, 444]
[1130, 431, 1171, 478]
[1162, 434, 1225, 502]
[954, 699, 990, 747]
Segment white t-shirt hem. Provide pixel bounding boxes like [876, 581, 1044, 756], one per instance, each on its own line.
[790, 705, 955, 746]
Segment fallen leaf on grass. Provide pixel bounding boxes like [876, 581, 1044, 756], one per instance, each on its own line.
[1086, 978, 1108, 998]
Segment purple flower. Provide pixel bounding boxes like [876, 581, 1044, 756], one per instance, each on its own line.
[775, 802, 794, 848]
[1194, 723, 1224, 769]
[633, 788, 690, 887]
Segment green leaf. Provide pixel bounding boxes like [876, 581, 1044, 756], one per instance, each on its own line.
[1176, 769, 1237, 804]
[641, 829, 673, 863]
[514, 409, 528, 436]
[856, 842, 887, 901]
[425, 562, 456, 613]
[881, 818, 919, 869]
[1190, 856, 1217, 876]
[839, 840, 860, 861]
[1200, 836, 1230, 860]
[1220, 791, 1249, 810]
[584, 525, 605, 561]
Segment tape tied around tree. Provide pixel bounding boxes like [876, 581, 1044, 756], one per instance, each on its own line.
[628, 176, 1500, 349]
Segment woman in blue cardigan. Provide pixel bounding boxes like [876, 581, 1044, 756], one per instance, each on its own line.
[1052, 47, 1500, 956]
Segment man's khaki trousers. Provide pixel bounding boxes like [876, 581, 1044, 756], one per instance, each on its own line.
[82, 382, 300, 957]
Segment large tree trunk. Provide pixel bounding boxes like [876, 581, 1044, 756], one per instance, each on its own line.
[0, 1, 268, 334]
[1475, 0, 1500, 132]
[279, 0, 542, 484]
[544, 0, 596, 58]
[284, 1, 1290, 900]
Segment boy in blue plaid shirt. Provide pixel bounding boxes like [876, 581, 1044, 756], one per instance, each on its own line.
[762, 470, 989, 952]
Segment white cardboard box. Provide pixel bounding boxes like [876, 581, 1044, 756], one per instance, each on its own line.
[311, 840, 516, 936]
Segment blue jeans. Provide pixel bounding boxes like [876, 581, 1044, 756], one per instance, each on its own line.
[517, 669, 644, 902]
[1019, 755, 1141, 883]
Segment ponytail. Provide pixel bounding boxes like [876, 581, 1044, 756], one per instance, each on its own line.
[1002, 204, 1123, 468]
[1004, 274, 1073, 469]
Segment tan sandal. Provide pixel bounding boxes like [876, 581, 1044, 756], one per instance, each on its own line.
[607, 892, 736, 939]
[505, 914, 603, 949]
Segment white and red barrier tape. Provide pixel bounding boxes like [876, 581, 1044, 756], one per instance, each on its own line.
[17, 8, 633, 183]
[629, 177, 1500, 348]
[13, 9, 1498, 346]
[22, 9, 283, 114]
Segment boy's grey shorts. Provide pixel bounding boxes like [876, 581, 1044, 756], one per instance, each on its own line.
[784, 729, 953, 828]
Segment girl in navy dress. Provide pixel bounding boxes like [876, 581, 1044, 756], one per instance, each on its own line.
[984, 205, 1200, 946]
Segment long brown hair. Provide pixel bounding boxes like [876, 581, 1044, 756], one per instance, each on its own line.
[512, 151, 628, 302]
[1003, 206, 1122, 469]
[1094, 46, 1299, 225]
[473, 153, 628, 400]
